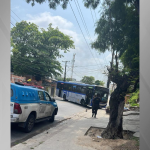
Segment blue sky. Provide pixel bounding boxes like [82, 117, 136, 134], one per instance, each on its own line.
[11, 0, 111, 86]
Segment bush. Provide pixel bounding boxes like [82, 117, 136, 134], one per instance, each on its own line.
[128, 89, 139, 107]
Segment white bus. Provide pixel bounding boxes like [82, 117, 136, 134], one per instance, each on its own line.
[56, 81, 109, 108]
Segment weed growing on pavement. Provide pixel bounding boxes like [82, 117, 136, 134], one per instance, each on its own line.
[39, 141, 44, 145]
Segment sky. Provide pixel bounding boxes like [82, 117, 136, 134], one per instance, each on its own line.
[11, 0, 112, 86]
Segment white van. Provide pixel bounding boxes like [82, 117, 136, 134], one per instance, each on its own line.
[11, 83, 58, 132]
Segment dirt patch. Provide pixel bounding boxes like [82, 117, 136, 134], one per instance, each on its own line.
[77, 127, 139, 150]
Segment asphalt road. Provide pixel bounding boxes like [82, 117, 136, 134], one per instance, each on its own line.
[11, 98, 90, 146]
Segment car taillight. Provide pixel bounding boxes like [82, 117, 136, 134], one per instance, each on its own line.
[14, 103, 22, 114]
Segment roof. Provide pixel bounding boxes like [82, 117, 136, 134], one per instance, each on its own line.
[11, 83, 44, 91]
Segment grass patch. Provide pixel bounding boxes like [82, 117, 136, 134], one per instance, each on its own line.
[131, 137, 139, 146]
[39, 141, 44, 145]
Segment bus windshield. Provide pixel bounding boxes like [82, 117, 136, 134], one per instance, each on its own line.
[95, 86, 109, 102]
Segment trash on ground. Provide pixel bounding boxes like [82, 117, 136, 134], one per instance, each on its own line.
[97, 136, 102, 138]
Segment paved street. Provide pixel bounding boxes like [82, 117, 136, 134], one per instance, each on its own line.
[11, 98, 90, 146]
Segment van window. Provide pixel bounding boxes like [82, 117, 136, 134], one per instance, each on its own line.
[45, 92, 51, 101]
[11, 89, 13, 97]
[38, 91, 44, 100]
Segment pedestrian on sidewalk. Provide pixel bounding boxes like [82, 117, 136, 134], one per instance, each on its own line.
[92, 93, 101, 118]
[90, 94, 96, 106]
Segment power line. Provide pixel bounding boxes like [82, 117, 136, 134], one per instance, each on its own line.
[74, 0, 103, 66]
[11, 9, 22, 21]
[10, 22, 15, 27]
[74, 0, 109, 68]
[69, 1, 102, 71]
[11, 15, 18, 23]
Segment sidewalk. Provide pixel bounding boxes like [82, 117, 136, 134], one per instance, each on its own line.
[11, 109, 139, 150]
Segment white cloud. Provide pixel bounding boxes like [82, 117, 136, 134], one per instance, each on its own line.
[26, 12, 73, 30]
[26, 12, 83, 52]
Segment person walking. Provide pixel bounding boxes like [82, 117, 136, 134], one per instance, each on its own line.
[92, 93, 101, 118]
[90, 94, 96, 107]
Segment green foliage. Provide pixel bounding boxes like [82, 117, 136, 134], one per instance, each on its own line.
[11, 21, 75, 80]
[81, 76, 95, 85]
[90, 0, 139, 93]
[95, 80, 105, 86]
[55, 76, 73, 82]
[26, 0, 69, 9]
[128, 89, 139, 107]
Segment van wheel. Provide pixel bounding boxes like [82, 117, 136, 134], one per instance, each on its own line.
[49, 112, 55, 122]
[24, 114, 35, 133]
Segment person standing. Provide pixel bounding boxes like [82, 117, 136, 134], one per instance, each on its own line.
[92, 93, 101, 118]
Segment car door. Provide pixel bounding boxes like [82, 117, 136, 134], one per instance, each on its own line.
[44, 92, 53, 117]
[38, 91, 47, 118]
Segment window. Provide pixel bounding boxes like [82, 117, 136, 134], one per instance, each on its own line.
[72, 85, 76, 92]
[45, 92, 51, 101]
[38, 91, 44, 100]
[11, 89, 13, 97]
[76, 86, 82, 93]
[57, 82, 61, 89]
[67, 84, 72, 91]
[64, 83, 68, 90]
[80, 86, 86, 94]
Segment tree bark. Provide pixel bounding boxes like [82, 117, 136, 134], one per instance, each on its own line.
[101, 87, 125, 139]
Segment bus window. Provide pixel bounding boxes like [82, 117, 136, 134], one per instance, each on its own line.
[57, 82, 61, 89]
[72, 85, 76, 92]
[64, 83, 68, 90]
[81, 86, 86, 94]
[68, 84, 72, 91]
[76, 86, 81, 93]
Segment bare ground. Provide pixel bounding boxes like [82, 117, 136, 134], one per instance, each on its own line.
[76, 127, 139, 150]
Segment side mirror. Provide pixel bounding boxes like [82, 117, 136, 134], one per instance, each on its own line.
[51, 98, 55, 102]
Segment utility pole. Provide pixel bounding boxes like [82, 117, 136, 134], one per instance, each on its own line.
[71, 53, 76, 81]
[62, 61, 70, 82]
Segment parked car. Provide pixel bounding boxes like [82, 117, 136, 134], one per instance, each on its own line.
[10, 83, 58, 133]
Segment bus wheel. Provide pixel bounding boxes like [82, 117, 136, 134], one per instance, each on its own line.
[63, 94, 66, 101]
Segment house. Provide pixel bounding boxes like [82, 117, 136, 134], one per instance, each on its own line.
[42, 79, 57, 97]
[11, 73, 26, 83]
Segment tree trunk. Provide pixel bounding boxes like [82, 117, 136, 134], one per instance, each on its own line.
[101, 88, 125, 139]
